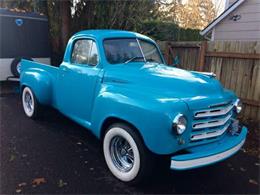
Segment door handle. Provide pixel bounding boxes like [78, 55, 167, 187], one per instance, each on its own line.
[60, 66, 69, 77]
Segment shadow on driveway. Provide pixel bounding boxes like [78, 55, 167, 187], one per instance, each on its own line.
[0, 83, 259, 194]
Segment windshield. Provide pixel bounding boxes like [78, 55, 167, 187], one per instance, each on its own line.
[103, 38, 163, 64]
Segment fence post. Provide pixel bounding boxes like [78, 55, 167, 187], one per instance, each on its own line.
[197, 41, 207, 71]
[166, 42, 172, 65]
[165, 42, 169, 65]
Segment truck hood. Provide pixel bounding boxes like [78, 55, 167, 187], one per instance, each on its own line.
[104, 63, 235, 109]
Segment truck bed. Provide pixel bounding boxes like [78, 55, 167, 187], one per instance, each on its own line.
[21, 59, 59, 75]
[20, 59, 59, 107]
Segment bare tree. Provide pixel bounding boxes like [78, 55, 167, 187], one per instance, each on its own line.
[60, 0, 71, 49]
[159, 0, 216, 30]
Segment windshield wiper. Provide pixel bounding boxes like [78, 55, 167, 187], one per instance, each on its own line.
[146, 58, 159, 63]
[124, 56, 145, 64]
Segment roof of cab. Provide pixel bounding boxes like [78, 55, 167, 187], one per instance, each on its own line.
[73, 29, 154, 42]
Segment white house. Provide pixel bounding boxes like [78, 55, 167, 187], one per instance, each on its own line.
[200, 0, 260, 41]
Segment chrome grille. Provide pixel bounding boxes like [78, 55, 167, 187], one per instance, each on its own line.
[190, 101, 234, 142]
[194, 104, 233, 118]
[192, 113, 232, 129]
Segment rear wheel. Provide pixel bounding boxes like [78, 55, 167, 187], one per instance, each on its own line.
[22, 87, 40, 119]
[11, 57, 33, 77]
[103, 123, 155, 184]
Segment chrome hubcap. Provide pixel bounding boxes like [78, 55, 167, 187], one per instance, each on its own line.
[24, 91, 33, 112]
[110, 136, 134, 172]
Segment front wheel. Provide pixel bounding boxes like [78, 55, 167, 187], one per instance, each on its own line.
[103, 123, 155, 184]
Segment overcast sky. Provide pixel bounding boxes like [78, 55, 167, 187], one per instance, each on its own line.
[214, 0, 226, 15]
[71, 0, 227, 18]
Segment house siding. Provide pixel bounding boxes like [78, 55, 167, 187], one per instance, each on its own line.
[214, 0, 260, 41]
[229, 0, 238, 6]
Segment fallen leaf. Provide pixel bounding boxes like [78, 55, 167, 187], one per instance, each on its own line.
[227, 163, 232, 167]
[58, 179, 68, 188]
[21, 154, 27, 158]
[9, 154, 16, 162]
[255, 163, 260, 166]
[249, 179, 258, 185]
[18, 182, 27, 187]
[15, 189, 22, 193]
[77, 142, 82, 145]
[84, 161, 88, 164]
[240, 167, 246, 172]
[32, 177, 46, 186]
[90, 167, 94, 171]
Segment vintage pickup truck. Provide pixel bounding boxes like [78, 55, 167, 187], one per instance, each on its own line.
[20, 30, 247, 183]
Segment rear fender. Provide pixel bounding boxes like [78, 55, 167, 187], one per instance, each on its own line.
[20, 69, 53, 105]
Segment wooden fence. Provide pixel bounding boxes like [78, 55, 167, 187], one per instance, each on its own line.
[157, 41, 260, 121]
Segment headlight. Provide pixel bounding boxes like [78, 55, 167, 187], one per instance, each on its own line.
[234, 99, 242, 113]
[172, 114, 187, 135]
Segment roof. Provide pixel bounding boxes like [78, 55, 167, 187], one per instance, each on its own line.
[63, 29, 157, 63]
[74, 29, 155, 42]
[200, 0, 245, 36]
[0, 8, 47, 21]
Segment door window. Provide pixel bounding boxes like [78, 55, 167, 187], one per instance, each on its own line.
[71, 39, 99, 66]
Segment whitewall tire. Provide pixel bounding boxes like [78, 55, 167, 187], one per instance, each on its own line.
[103, 123, 155, 183]
[22, 87, 40, 119]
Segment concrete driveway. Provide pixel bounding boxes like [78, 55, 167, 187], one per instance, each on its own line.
[0, 82, 259, 194]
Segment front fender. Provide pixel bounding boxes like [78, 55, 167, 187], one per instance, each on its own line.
[91, 84, 190, 155]
[20, 69, 53, 105]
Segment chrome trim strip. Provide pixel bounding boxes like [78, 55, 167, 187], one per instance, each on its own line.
[194, 104, 234, 118]
[191, 123, 230, 141]
[193, 113, 232, 129]
[191, 71, 216, 77]
[170, 139, 245, 170]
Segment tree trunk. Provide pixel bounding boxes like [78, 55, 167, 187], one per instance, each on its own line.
[60, 0, 71, 50]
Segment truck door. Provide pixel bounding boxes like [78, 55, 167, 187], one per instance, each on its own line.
[57, 38, 101, 124]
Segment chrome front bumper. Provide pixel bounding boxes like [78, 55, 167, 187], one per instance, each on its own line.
[170, 126, 247, 170]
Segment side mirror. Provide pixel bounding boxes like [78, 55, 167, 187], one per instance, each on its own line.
[171, 55, 180, 67]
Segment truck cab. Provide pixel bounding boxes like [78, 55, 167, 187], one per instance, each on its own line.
[20, 30, 247, 184]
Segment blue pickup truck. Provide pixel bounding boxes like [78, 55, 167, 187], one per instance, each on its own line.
[20, 30, 247, 183]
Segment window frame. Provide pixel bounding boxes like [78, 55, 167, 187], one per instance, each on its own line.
[70, 38, 100, 67]
[88, 40, 99, 66]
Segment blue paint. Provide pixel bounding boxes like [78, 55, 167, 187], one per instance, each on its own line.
[171, 126, 247, 170]
[20, 30, 247, 170]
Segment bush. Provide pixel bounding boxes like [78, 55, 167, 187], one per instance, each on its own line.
[139, 20, 203, 41]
